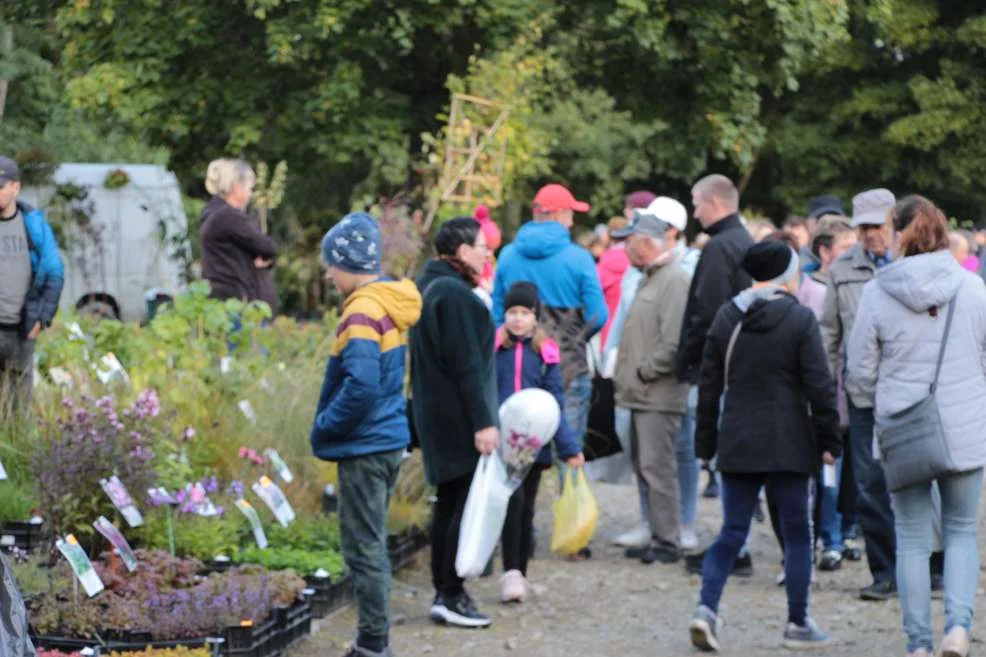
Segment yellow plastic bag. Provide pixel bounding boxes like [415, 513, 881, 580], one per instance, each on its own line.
[550, 467, 600, 555]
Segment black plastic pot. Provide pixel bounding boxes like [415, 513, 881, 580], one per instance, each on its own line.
[1, 520, 44, 552]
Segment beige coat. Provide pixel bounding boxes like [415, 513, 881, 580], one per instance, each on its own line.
[614, 256, 690, 413]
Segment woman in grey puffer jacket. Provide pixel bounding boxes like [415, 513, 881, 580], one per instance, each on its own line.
[847, 195, 986, 657]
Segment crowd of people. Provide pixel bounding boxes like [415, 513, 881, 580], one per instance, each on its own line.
[3, 149, 985, 656]
[311, 171, 986, 657]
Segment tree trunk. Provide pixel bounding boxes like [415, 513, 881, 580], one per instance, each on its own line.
[0, 25, 12, 123]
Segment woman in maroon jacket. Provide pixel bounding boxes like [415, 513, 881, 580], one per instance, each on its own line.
[199, 158, 279, 313]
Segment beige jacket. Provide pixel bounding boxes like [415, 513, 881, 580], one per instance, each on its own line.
[614, 256, 690, 413]
[820, 243, 879, 408]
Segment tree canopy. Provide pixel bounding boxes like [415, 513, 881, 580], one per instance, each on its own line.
[3, 0, 986, 230]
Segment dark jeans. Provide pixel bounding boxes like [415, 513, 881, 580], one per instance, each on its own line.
[0, 328, 34, 420]
[338, 449, 403, 649]
[502, 468, 543, 576]
[431, 472, 473, 597]
[848, 400, 896, 583]
[701, 473, 813, 626]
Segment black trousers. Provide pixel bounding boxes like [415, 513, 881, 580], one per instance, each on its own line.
[501, 468, 543, 576]
[431, 473, 472, 597]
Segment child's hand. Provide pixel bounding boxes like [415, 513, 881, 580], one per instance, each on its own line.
[566, 453, 585, 468]
[475, 426, 499, 455]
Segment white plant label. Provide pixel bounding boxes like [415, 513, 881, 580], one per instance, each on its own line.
[235, 498, 269, 549]
[100, 476, 143, 527]
[264, 448, 294, 484]
[57, 534, 104, 597]
[252, 475, 296, 527]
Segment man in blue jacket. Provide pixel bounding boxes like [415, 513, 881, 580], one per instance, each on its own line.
[0, 156, 64, 418]
[493, 183, 607, 460]
[311, 212, 422, 657]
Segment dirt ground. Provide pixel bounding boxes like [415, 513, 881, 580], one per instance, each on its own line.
[295, 478, 986, 657]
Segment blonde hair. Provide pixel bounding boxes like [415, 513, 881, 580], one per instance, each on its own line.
[205, 158, 255, 197]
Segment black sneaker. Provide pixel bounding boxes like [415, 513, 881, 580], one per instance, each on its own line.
[429, 591, 491, 628]
[859, 580, 897, 601]
[842, 543, 862, 561]
[685, 550, 706, 575]
[341, 645, 392, 657]
[641, 542, 680, 565]
[818, 549, 843, 572]
[625, 545, 649, 560]
[703, 478, 720, 499]
[732, 553, 754, 578]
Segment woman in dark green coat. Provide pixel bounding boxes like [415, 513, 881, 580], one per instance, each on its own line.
[410, 217, 499, 629]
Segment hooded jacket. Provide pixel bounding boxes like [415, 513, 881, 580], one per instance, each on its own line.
[492, 220, 607, 382]
[846, 251, 986, 473]
[676, 213, 753, 384]
[596, 244, 630, 347]
[200, 197, 279, 311]
[311, 278, 422, 461]
[696, 289, 841, 474]
[411, 259, 499, 485]
[12, 201, 64, 335]
[494, 330, 580, 467]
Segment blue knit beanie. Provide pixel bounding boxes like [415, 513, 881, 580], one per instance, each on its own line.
[321, 212, 382, 274]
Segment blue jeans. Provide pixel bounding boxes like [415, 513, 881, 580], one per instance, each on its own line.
[701, 473, 813, 625]
[820, 456, 846, 550]
[848, 401, 896, 583]
[338, 449, 403, 649]
[891, 469, 983, 653]
[677, 387, 699, 528]
[559, 373, 592, 488]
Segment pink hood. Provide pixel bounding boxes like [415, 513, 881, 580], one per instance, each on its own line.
[597, 245, 630, 346]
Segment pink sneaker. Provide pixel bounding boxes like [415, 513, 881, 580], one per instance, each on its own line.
[499, 569, 527, 603]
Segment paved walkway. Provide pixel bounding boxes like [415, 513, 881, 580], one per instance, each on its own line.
[297, 478, 983, 656]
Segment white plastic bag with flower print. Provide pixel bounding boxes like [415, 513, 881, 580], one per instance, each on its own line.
[498, 388, 560, 491]
[455, 452, 512, 579]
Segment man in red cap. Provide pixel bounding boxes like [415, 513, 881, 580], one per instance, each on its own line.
[493, 185, 607, 540]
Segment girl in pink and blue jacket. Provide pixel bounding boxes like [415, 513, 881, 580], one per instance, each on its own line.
[495, 281, 583, 604]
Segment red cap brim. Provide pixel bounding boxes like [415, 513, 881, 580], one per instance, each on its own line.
[572, 201, 590, 213]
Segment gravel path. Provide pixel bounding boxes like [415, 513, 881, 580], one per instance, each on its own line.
[296, 478, 986, 656]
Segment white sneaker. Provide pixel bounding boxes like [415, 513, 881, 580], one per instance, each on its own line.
[613, 525, 651, 547]
[681, 526, 699, 550]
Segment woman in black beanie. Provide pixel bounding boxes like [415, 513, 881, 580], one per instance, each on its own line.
[688, 240, 841, 652]
[410, 217, 498, 628]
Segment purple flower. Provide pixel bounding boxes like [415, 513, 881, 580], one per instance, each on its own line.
[205, 476, 219, 494]
[227, 480, 245, 499]
[183, 426, 196, 441]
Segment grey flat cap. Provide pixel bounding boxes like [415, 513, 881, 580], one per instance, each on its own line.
[851, 188, 895, 227]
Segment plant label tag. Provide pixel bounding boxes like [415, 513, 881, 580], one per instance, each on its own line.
[93, 516, 139, 572]
[147, 487, 178, 506]
[263, 448, 294, 484]
[100, 476, 143, 527]
[0, 458, 7, 481]
[235, 499, 268, 549]
[96, 352, 131, 387]
[252, 475, 296, 528]
[822, 464, 837, 488]
[238, 400, 257, 425]
[48, 366, 75, 389]
[57, 534, 104, 597]
[220, 356, 234, 374]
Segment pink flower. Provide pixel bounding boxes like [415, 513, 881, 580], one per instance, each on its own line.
[183, 426, 196, 441]
[238, 447, 249, 459]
